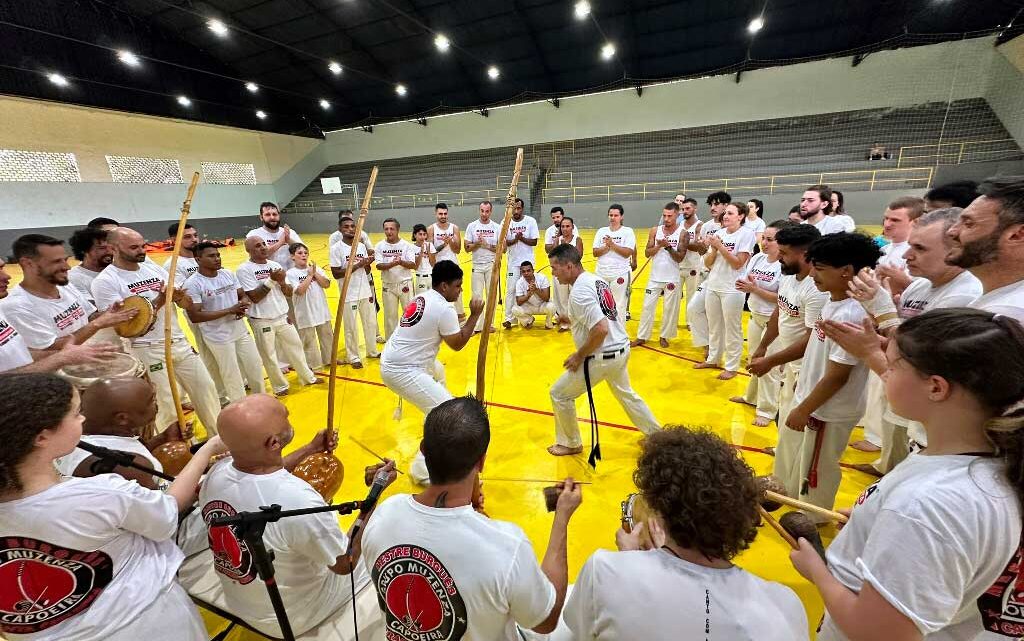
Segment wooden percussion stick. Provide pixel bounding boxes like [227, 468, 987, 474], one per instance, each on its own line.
[347, 435, 405, 475]
[327, 167, 379, 432]
[164, 172, 201, 436]
[475, 148, 524, 401]
[758, 505, 799, 549]
[480, 477, 593, 485]
[764, 490, 849, 524]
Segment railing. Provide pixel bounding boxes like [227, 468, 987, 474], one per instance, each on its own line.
[896, 138, 1022, 168]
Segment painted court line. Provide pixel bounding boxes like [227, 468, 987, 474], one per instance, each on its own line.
[637, 343, 753, 378]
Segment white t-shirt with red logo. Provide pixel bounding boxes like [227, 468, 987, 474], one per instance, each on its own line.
[465, 220, 500, 266]
[245, 227, 304, 270]
[68, 266, 102, 305]
[381, 288, 459, 368]
[820, 453, 1022, 641]
[898, 271, 982, 320]
[430, 223, 460, 263]
[374, 239, 415, 285]
[235, 260, 288, 320]
[1, 285, 94, 350]
[593, 226, 636, 279]
[679, 219, 703, 270]
[505, 216, 540, 268]
[328, 241, 372, 303]
[361, 495, 556, 641]
[0, 314, 34, 372]
[705, 227, 757, 294]
[183, 270, 247, 343]
[92, 262, 185, 346]
[285, 267, 332, 329]
[0, 475, 182, 640]
[570, 272, 627, 352]
[775, 274, 830, 361]
[515, 273, 552, 306]
[742, 253, 783, 316]
[198, 461, 367, 637]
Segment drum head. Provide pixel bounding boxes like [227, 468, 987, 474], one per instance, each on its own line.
[60, 352, 146, 389]
[115, 296, 156, 338]
[620, 493, 655, 549]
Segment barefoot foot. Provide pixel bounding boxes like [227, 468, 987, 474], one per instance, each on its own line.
[547, 444, 584, 456]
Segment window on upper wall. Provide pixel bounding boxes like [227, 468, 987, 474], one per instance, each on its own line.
[201, 161, 257, 185]
[106, 155, 184, 184]
[0, 149, 82, 182]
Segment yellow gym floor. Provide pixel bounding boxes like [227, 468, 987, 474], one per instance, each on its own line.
[27, 227, 884, 639]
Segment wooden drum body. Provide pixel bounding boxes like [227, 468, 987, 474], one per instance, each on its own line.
[115, 295, 156, 338]
[293, 452, 345, 501]
[620, 492, 655, 549]
[151, 441, 192, 476]
[59, 352, 147, 391]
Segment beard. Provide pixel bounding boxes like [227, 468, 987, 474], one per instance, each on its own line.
[780, 260, 801, 275]
[48, 272, 70, 286]
[947, 230, 1001, 268]
[264, 220, 280, 231]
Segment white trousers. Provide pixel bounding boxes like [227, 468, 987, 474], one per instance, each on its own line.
[637, 280, 681, 340]
[381, 361, 450, 485]
[860, 373, 885, 446]
[776, 361, 800, 431]
[550, 348, 660, 448]
[552, 275, 570, 320]
[205, 333, 266, 402]
[512, 301, 556, 327]
[249, 316, 317, 393]
[381, 279, 414, 339]
[876, 413, 911, 474]
[185, 315, 225, 399]
[742, 317, 783, 420]
[705, 289, 746, 371]
[414, 271, 432, 295]
[774, 416, 858, 521]
[298, 322, 334, 370]
[342, 297, 380, 364]
[471, 264, 495, 331]
[687, 285, 709, 347]
[504, 268, 522, 322]
[131, 340, 220, 435]
[600, 272, 630, 328]
[679, 266, 701, 326]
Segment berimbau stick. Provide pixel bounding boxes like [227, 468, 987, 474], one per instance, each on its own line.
[758, 505, 799, 549]
[764, 490, 849, 524]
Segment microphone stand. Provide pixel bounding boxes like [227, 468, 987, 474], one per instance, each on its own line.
[77, 443, 177, 483]
[209, 500, 363, 641]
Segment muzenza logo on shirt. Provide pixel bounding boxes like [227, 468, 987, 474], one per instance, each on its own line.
[977, 537, 1024, 637]
[0, 536, 113, 634]
[596, 280, 618, 322]
[202, 501, 256, 585]
[401, 297, 426, 328]
[372, 544, 467, 640]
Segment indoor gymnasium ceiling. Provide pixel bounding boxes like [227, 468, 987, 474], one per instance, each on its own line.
[1, 0, 1022, 137]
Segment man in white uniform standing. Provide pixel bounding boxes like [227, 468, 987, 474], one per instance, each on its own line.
[68, 227, 113, 305]
[246, 202, 303, 270]
[330, 209, 384, 345]
[544, 207, 576, 326]
[547, 244, 660, 459]
[330, 216, 380, 368]
[375, 218, 417, 339]
[677, 197, 704, 327]
[799, 185, 847, 235]
[428, 202, 464, 321]
[511, 261, 556, 329]
[592, 204, 636, 326]
[464, 201, 500, 333]
[501, 198, 539, 329]
[632, 203, 687, 348]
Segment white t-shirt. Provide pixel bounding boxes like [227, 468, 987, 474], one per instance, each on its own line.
[381, 288, 459, 368]
[649, 225, 685, 284]
[246, 227, 304, 270]
[972, 279, 1024, 324]
[411, 241, 437, 275]
[745, 216, 767, 236]
[570, 272, 627, 352]
[793, 297, 870, 423]
[235, 260, 288, 320]
[743, 253, 783, 316]
[775, 275, 829, 355]
[328, 230, 372, 252]
[809, 215, 847, 236]
[505, 216, 540, 268]
[430, 223, 460, 263]
[328, 241, 372, 302]
[361, 495, 556, 641]
[820, 453, 1022, 641]
[161, 256, 198, 284]
[899, 271, 983, 319]
[374, 239, 415, 284]
[465, 220, 500, 266]
[91, 262, 185, 345]
[198, 461, 367, 637]
[183, 270, 247, 343]
[0, 475, 181, 641]
[593, 226, 636, 278]
[55, 435, 167, 490]
[879, 241, 910, 272]
[706, 227, 757, 294]
[563, 549, 809, 641]
[545, 223, 578, 246]
[68, 266, 102, 304]
[0, 314, 34, 372]
[833, 214, 857, 232]
[679, 219, 703, 270]
[515, 273, 552, 306]
[700, 219, 722, 239]
[1, 285, 95, 349]
[285, 267, 332, 329]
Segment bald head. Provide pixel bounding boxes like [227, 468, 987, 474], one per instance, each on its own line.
[217, 394, 293, 466]
[244, 235, 268, 262]
[81, 377, 158, 437]
[108, 227, 148, 265]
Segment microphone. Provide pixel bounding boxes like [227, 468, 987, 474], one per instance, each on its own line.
[76, 441, 176, 482]
[345, 467, 392, 557]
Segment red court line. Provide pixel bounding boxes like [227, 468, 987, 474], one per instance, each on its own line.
[637, 343, 753, 378]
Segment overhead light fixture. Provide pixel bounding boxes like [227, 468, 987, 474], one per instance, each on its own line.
[319, 98, 331, 110]
[574, 1, 591, 19]
[328, 61, 343, 75]
[395, 83, 408, 97]
[207, 19, 229, 37]
[434, 34, 450, 52]
[601, 42, 616, 60]
[487, 65, 500, 80]
[47, 73, 69, 87]
[176, 95, 192, 107]
[245, 81, 259, 93]
[747, 16, 765, 34]
[117, 50, 140, 67]
[256, 110, 267, 120]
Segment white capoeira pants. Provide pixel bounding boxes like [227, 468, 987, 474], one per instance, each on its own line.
[130, 339, 220, 436]
[205, 333, 266, 402]
[637, 280, 681, 341]
[471, 263, 495, 331]
[504, 268, 523, 323]
[859, 373, 885, 447]
[741, 313, 781, 420]
[512, 301, 556, 327]
[381, 360, 450, 485]
[598, 271, 630, 328]
[687, 284, 709, 348]
[381, 278, 414, 339]
[342, 296, 380, 365]
[184, 315, 225, 400]
[550, 347, 660, 448]
[414, 271, 432, 295]
[776, 361, 800, 431]
[679, 266, 701, 327]
[249, 316, 317, 393]
[774, 416, 858, 522]
[298, 322, 334, 370]
[552, 275, 570, 322]
[704, 289, 746, 371]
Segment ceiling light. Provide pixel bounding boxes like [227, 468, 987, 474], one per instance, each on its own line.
[328, 61, 342, 75]
[245, 81, 259, 93]
[207, 19, 228, 37]
[47, 73, 69, 87]
[117, 50, 140, 67]
[256, 110, 267, 120]
[434, 34, 450, 52]
[487, 65, 500, 80]
[176, 95, 191, 107]
[319, 99, 331, 110]
[747, 16, 765, 34]
[574, 1, 591, 19]
[600, 42, 616, 60]
[395, 83, 408, 97]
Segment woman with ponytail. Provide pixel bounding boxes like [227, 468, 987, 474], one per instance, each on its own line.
[790, 308, 1024, 640]
[0, 373, 225, 640]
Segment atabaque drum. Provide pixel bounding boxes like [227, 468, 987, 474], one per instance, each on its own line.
[115, 295, 156, 338]
[59, 352, 146, 391]
[293, 452, 345, 501]
[620, 492, 655, 549]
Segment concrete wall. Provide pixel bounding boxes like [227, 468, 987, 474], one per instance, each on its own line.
[988, 36, 1024, 148]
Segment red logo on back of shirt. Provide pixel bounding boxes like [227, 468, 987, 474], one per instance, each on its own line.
[978, 535, 1024, 637]
[0, 536, 113, 634]
[401, 297, 426, 327]
[596, 279, 618, 322]
[202, 501, 256, 585]
[372, 544, 467, 640]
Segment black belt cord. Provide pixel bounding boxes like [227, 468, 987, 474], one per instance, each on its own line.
[584, 356, 601, 468]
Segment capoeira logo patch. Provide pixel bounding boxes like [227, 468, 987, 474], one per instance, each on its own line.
[0, 536, 113, 634]
[372, 544, 467, 641]
[977, 536, 1024, 637]
[202, 501, 256, 585]
[595, 279, 618, 322]
[401, 297, 426, 327]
